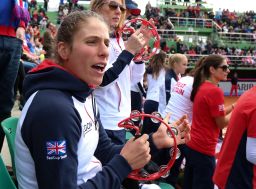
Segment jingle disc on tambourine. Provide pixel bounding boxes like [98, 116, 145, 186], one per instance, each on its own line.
[118, 112, 178, 181]
[169, 147, 181, 159]
[130, 110, 141, 122]
[119, 18, 160, 62]
[150, 111, 162, 123]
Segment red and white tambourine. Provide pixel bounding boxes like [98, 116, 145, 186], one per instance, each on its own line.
[118, 110, 180, 181]
[119, 18, 160, 62]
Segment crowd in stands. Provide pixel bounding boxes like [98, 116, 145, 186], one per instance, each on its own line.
[214, 9, 256, 34]
[14, 0, 81, 109]
[57, 1, 85, 24]
[144, 1, 256, 67]
[160, 36, 256, 66]
[21, 0, 256, 69]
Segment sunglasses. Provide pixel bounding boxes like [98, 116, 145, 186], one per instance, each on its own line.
[107, 1, 126, 13]
[217, 65, 229, 72]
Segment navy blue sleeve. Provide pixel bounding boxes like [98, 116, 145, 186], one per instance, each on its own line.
[100, 50, 134, 87]
[165, 69, 177, 103]
[22, 90, 82, 189]
[22, 90, 132, 189]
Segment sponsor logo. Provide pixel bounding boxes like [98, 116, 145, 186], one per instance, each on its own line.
[82, 122, 93, 137]
[218, 104, 225, 112]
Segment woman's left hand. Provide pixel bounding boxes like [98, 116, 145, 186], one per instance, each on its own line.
[152, 113, 191, 149]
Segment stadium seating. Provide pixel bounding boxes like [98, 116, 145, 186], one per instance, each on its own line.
[0, 154, 17, 189]
[1, 117, 19, 176]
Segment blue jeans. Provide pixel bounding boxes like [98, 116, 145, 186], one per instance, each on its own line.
[22, 60, 37, 73]
[0, 36, 22, 149]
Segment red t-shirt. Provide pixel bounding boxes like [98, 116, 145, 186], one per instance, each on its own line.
[213, 86, 256, 189]
[187, 82, 225, 156]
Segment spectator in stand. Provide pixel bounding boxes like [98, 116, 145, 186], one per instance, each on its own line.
[0, 0, 30, 151]
[213, 86, 256, 189]
[183, 0, 190, 7]
[44, 0, 49, 11]
[39, 17, 48, 30]
[229, 72, 239, 96]
[42, 21, 57, 59]
[21, 46, 39, 73]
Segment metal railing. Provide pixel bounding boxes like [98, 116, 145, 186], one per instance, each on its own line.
[158, 29, 199, 39]
[172, 54, 256, 67]
[168, 17, 214, 29]
[218, 32, 256, 44]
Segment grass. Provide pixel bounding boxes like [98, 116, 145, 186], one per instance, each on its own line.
[46, 11, 58, 24]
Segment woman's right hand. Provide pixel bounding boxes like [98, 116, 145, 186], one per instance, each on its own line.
[125, 30, 146, 55]
[120, 134, 151, 170]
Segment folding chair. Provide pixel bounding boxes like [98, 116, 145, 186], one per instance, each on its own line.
[0, 154, 17, 189]
[1, 117, 19, 175]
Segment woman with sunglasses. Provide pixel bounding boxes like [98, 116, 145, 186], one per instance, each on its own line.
[90, 0, 150, 145]
[183, 54, 235, 189]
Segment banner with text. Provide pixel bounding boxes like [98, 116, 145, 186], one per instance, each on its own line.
[219, 80, 256, 96]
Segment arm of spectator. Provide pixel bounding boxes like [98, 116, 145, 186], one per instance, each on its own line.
[16, 27, 25, 40]
[99, 50, 134, 87]
[130, 61, 145, 85]
[225, 103, 236, 115]
[215, 114, 231, 129]
[167, 17, 174, 29]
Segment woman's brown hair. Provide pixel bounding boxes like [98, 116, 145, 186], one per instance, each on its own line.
[54, 10, 108, 64]
[147, 50, 167, 79]
[190, 54, 225, 101]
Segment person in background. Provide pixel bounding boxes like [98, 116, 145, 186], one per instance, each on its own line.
[183, 54, 234, 189]
[229, 71, 238, 96]
[42, 21, 57, 59]
[213, 86, 256, 189]
[0, 0, 29, 151]
[44, 0, 49, 11]
[90, 0, 150, 145]
[162, 57, 203, 188]
[125, 0, 141, 19]
[142, 51, 167, 134]
[159, 53, 188, 115]
[125, 0, 145, 113]
[15, 11, 190, 189]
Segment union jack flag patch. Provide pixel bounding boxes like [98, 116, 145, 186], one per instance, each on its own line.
[46, 140, 66, 157]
